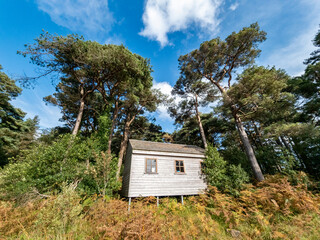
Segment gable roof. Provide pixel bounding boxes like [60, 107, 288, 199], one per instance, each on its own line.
[129, 139, 205, 155]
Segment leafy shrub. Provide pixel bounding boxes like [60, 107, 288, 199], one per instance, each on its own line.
[203, 145, 249, 195]
[0, 134, 119, 200]
[0, 111, 121, 200]
[84, 111, 121, 196]
[0, 134, 86, 199]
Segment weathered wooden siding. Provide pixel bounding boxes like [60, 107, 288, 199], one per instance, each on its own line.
[121, 143, 132, 197]
[126, 151, 206, 197]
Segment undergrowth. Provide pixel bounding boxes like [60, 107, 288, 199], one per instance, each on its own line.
[0, 174, 319, 240]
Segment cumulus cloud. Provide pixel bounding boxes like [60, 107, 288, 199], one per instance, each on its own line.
[140, 0, 223, 47]
[36, 0, 114, 35]
[229, 2, 239, 11]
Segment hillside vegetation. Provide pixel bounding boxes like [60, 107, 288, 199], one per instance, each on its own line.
[1, 174, 319, 239]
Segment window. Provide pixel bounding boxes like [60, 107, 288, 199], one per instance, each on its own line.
[175, 160, 185, 173]
[145, 159, 157, 173]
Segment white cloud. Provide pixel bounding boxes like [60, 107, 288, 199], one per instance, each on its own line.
[140, 0, 223, 47]
[153, 81, 174, 94]
[229, 2, 239, 11]
[36, 0, 114, 34]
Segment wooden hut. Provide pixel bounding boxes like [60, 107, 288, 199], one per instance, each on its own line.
[121, 139, 207, 200]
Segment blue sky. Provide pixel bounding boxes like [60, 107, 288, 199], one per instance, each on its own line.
[1, 0, 319, 132]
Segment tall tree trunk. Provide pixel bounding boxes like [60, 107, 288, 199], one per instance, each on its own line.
[107, 99, 119, 155]
[72, 85, 85, 135]
[195, 95, 208, 149]
[233, 113, 265, 181]
[116, 114, 135, 181]
[211, 80, 264, 181]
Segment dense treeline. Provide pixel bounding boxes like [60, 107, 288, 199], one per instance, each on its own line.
[0, 23, 319, 200]
[0, 64, 39, 167]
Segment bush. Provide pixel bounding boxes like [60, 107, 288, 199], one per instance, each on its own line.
[203, 145, 249, 195]
[0, 134, 120, 200]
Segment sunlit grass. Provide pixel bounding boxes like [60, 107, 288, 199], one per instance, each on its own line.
[1, 175, 319, 239]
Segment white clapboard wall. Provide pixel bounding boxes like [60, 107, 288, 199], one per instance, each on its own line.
[121, 140, 207, 197]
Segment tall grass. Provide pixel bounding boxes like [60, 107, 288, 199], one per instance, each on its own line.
[0, 174, 319, 239]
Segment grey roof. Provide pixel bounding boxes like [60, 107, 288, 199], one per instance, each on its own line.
[129, 139, 205, 155]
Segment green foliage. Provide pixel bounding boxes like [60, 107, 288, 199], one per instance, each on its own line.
[96, 110, 112, 151]
[178, 23, 268, 181]
[0, 65, 39, 166]
[129, 116, 164, 142]
[92, 111, 122, 193]
[225, 66, 295, 123]
[178, 23, 267, 86]
[87, 111, 121, 195]
[282, 26, 320, 178]
[169, 69, 217, 132]
[289, 62, 320, 125]
[37, 126, 71, 145]
[0, 65, 25, 166]
[0, 134, 90, 199]
[20, 32, 157, 136]
[304, 27, 320, 65]
[0, 117, 120, 200]
[255, 145, 297, 174]
[221, 144, 250, 171]
[173, 113, 231, 147]
[203, 145, 249, 195]
[264, 122, 320, 178]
